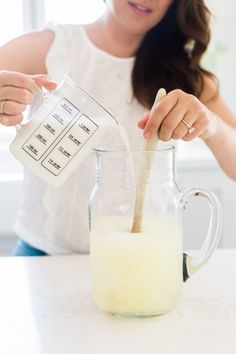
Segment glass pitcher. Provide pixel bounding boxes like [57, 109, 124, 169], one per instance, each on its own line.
[89, 144, 223, 318]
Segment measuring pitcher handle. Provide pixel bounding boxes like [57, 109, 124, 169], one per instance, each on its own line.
[179, 188, 223, 282]
[15, 86, 50, 134]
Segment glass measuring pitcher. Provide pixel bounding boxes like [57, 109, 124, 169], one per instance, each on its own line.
[10, 75, 118, 187]
[89, 145, 223, 318]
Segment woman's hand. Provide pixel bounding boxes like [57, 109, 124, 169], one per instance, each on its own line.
[138, 89, 221, 142]
[0, 70, 57, 126]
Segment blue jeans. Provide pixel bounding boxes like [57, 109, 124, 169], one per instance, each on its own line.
[12, 239, 48, 257]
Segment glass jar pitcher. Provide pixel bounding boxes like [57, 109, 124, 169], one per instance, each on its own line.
[89, 145, 223, 318]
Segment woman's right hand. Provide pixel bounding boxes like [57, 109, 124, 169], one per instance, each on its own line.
[0, 70, 57, 126]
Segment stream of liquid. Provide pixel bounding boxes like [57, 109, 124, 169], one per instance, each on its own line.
[90, 120, 183, 316]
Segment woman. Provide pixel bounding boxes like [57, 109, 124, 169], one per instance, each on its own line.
[0, 0, 235, 256]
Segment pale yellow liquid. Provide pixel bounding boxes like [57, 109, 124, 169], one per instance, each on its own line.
[90, 216, 183, 317]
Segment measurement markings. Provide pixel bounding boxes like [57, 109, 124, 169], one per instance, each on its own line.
[78, 123, 90, 134]
[48, 159, 61, 170]
[43, 124, 55, 135]
[58, 146, 71, 158]
[61, 103, 73, 114]
[52, 113, 64, 125]
[68, 134, 81, 146]
[27, 144, 38, 156]
[35, 134, 47, 145]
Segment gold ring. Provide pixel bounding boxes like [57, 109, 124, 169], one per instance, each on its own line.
[181, 119, 195, 134]
[0, 100, 6, 114]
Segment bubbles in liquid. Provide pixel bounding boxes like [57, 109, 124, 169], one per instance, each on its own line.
[90, 215, 182, 316]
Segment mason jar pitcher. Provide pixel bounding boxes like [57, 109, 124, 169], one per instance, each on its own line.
[89, 144, 223, 318]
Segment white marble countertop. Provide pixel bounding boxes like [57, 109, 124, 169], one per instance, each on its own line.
[0, 249, 235, 354]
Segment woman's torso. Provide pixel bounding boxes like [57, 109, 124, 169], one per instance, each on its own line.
[15, 24, 147, 254]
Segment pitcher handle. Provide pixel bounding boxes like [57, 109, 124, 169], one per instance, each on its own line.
[179, 188, 223, 281]
[15, 86, 50, 134]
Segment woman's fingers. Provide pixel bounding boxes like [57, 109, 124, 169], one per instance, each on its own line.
[0, 72, 57, 106]
[138, 89, 218, 143]
[0, 71, 38, 93]
[143, 91, 179, 139]
[137, 111, 149, 129]
[171, 111, 197, 140]
[32, 74, 57, 91]
[0, 86, 35, 105]
[0, 113, 23, 126]
[0, 100, 26, 115]
[0, 71, 58, 127]
[158, 106, 187, 141]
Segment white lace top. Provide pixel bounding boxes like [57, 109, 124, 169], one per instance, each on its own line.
[14, 24, 146, 254]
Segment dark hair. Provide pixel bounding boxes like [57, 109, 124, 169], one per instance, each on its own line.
[132, 0, 216, 108]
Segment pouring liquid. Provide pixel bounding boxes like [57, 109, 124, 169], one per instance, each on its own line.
[90, 89, 183, 317]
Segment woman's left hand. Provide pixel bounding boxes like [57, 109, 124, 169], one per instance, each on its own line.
[138, 89, 220, 142]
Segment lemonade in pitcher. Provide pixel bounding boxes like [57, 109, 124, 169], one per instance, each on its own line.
[90, 215, 182, 316]
[89, 146, 222, 317]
